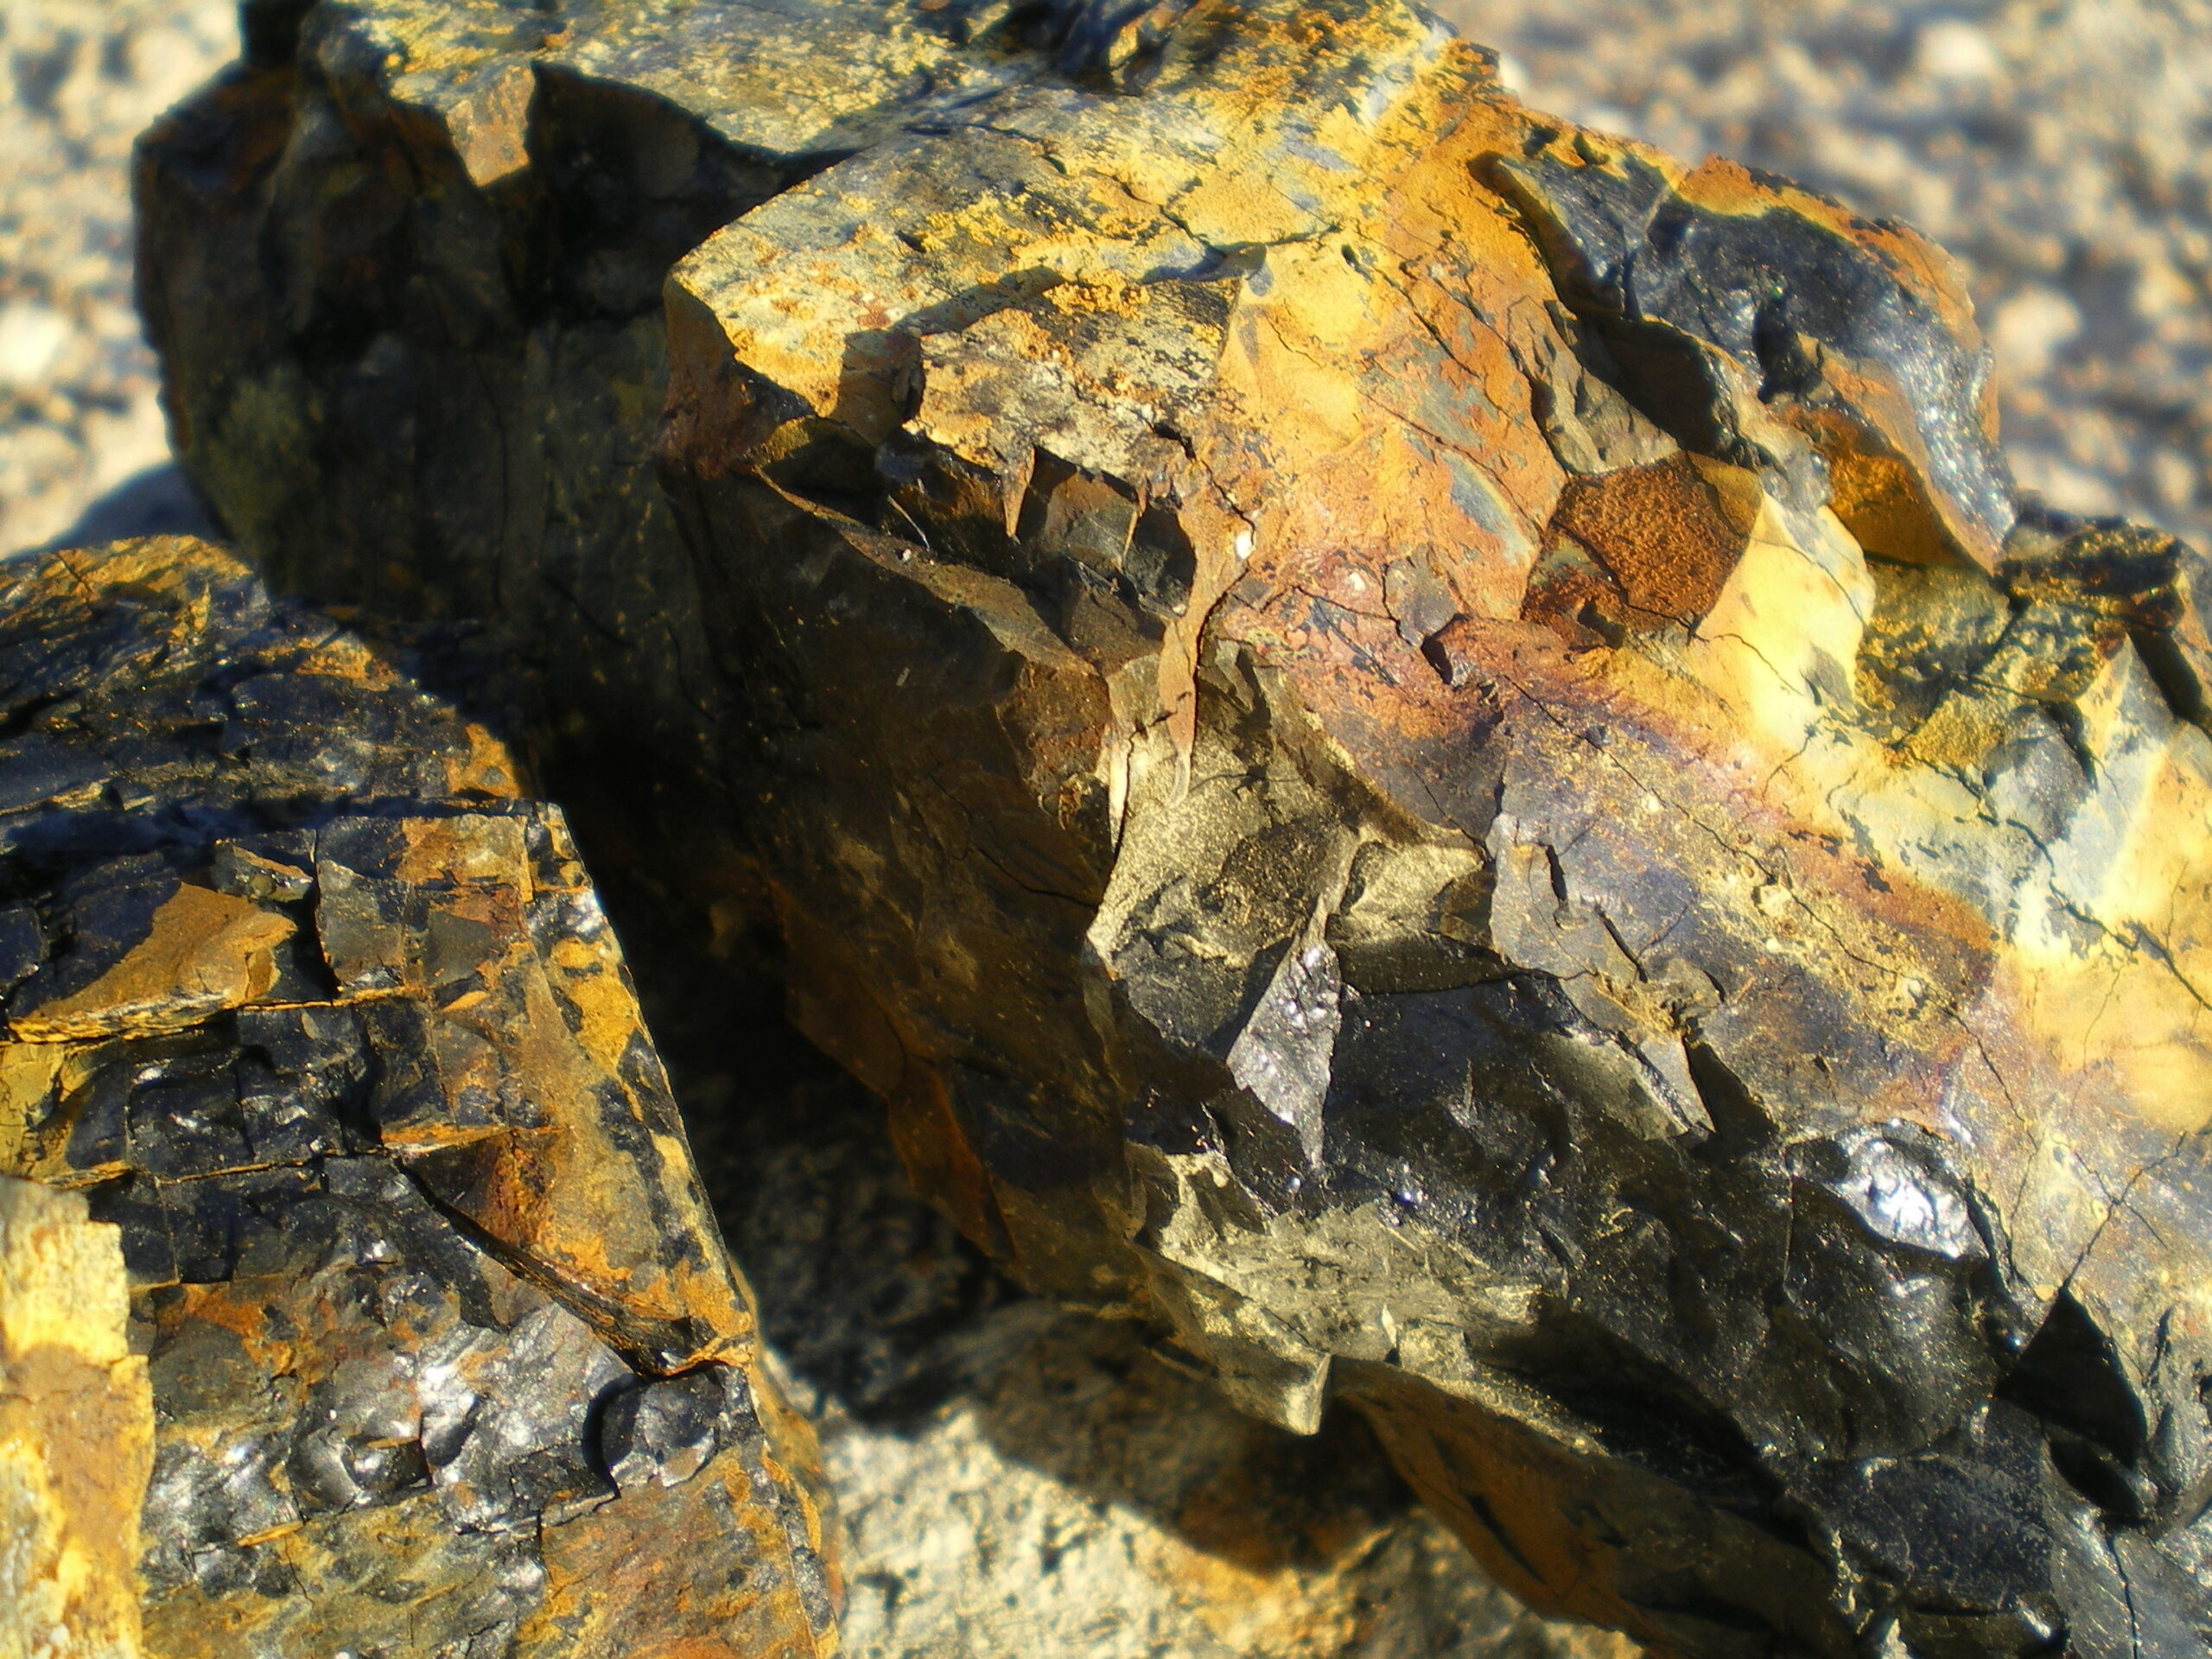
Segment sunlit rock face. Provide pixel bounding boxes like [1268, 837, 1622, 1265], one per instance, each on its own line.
[141, 2, 2212, 1653]
[0, 1174, 154, 1659]
[0, 540, 836, 1659]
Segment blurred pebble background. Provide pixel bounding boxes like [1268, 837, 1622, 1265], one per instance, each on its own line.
[0, 0, 233, 553]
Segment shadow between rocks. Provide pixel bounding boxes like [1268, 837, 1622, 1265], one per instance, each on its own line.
[32, 461, 222, 552]
[20, 478, 1609, 1649]
[369, 611, 1629, 1654]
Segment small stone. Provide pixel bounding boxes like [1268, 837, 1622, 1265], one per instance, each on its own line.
[208, 840, 315, 904]
[601, 1368, 741, 1491]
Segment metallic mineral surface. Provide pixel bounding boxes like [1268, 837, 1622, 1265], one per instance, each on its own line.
[141, 1, 2212, 1654]
[0, 538, 836, 1659]
[629, 880, 1643, 1659]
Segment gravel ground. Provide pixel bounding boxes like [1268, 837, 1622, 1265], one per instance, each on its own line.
[0, 0, 232, 553]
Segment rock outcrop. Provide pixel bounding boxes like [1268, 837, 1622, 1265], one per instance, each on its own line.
[141, 2, 2212, 1655]
[0, 538, 836, 1658]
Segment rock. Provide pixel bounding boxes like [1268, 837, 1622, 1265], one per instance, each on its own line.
[0, 1174, 155, 1659]
[141, 2, 2212, 1656]
[1433, 0, 2212, 556]
[629, 886, 1637, 1659]
[0, 538, 836, 1659]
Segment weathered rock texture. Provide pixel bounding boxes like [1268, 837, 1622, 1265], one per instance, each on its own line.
[632, 887, 1638, 1659]
[0, 1174, 154, 1659]
[143, 2, 2212, 1656]
[0, 538, 836, 1659]
[1438, 0, 2212, 554]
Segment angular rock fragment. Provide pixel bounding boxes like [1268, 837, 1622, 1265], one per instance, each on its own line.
[639, 893, 1641, 1659]
[0, 539, 836, 1659]
[143, 2, 2212, 1655]
[1493, 149, 2017, 570]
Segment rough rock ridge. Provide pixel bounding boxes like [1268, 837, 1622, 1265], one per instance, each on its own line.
[0, 537, 836, 1659]
[141, 2, 2212, 1655]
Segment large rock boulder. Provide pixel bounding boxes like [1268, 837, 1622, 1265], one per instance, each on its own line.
[0, 538, 836, 1658]
[140, 3, 2212, 1654]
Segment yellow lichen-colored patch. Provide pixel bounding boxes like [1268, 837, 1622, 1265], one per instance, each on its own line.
[0, 1045, 65, 1175]
[523, 1450, 830, 1659]
[416, 930, 755, 1366]
[445, 59, 534, 188]
[10, 886, 296, 1043]
[52, 534, 250, 603]
[1827, 446, 1957, 567]
[1679, 493, 1875, 758]
[0, 1178, 154, 1659]
[290, 629, 407, 690]
[445, 721, 524, 798]
[391, 813, 531, 888]
[544, 934, 638, 1073]
[1630, 486, 2212, 1141]
[0, 1185, 130, 1367]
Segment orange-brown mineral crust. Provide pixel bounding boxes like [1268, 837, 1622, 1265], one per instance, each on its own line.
[140, 1, 2212, 1655]
[0, 541, 836, 1658]
[0, 1175, 155, 1659]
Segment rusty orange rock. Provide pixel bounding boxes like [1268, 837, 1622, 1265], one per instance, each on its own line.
[0, 1175, 154, 1659]
[0, 540, 836, 1659]
[138, 2, 2212, 1655]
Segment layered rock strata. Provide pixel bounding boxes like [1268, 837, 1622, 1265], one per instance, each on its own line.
[0, 538, 836, 1658]
[143, 2, 2212, 1655]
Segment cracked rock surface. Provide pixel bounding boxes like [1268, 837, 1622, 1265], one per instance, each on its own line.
[0, 537, 836, 1659]
[625, 884, 1637, 1659]
[142, 1, 2212, 1655]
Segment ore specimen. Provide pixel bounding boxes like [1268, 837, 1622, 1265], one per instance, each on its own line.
[140, 1, 2212, 1654]
[0, 538, 836, 1659]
